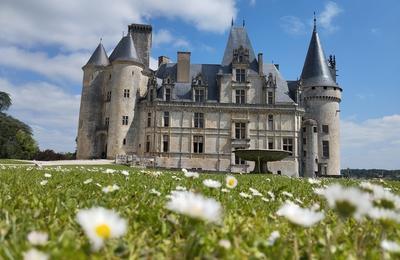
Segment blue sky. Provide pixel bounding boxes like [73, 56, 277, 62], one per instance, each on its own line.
[0, 0, 399, 169]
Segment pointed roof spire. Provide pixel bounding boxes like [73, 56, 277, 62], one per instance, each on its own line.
[243, 19, 245, 27]
[221, 25, 257, 69]
[85, 42, 110, 67]
[300, 14, 337, 88]
[231, 17, 234, 27]
[109, 31, 141, 63]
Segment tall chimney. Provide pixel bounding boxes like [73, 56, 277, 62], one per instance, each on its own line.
[258, 53, 263, 76]
[158, 56, 170, 68]
[128, 23, 152, 68]
[177, 51, 191, 83]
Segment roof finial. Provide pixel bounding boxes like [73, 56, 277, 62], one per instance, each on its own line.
[231, 17, 234, 27]
[313, 11, 317, 31]
[243, 19, 245, 27]
[100, 37, 102, 43]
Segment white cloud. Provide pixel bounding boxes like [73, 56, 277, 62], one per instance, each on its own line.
[318, 1, 343, 33]
[0, 0, 236, 52]
[280, 16, 306, 35]
[0, 46, 86, 83]
[153, 29, 190, 48]
[1, 77, 80, 152]
[341, 115, 400, 169]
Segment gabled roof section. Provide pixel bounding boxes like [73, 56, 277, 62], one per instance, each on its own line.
[109, 33, 141, 63]
[263, 64, 296, 104]
[300, 23, 337, 88]
[221, 26, 258, 72]
[86, 43, 110, 66]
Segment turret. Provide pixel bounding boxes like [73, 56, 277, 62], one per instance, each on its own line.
[106, 31, 148, 158]
[77, 42, 109, 159]
[300, 14, 342, 176]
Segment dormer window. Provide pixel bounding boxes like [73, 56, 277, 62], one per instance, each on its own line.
[194, 89, 205, 102]
[236, 69, 246, 82]
[267, 91, 274, 104]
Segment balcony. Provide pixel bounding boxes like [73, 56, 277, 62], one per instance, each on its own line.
[231, 138, 250, 148]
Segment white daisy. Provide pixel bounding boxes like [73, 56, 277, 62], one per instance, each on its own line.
[149, 188, 161, 196]
[183, 169, 199, 178]
[221, 188, 230, 193]
[226, 176, 238, 189]
[83, 178, 93, 184]
[261, 197, 269, 202]
[165, 191, 222, 224]
[76, 207, 127, 251]
[307, 178, 321, 185]
[239, 192, 253, 199]
[249, 187, 263, 196]
[218, 239, 232, 249]
[40, 180, 48, 186]
[282, 191, 293, 198]
[175, 186, 187, 191]
[203, 179, 222, 189]
[102, 184, 120, 193]
[44, 173, 52, 178]
[267, 191, 276, 200]
[104, 169, 117, 174]
[27, 231, 48, 246]
[315, 184, 373, 220]
[381, 239, 400, 253]
[267, 231, 280, 246]
[23, 248, 48, 260]
[121, 170, 129, 176]
[276, 201, 324, 227]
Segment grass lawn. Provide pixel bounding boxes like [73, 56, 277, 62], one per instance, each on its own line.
[0, 165, 400, 259]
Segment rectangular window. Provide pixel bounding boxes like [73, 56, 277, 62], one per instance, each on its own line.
[123, 138, 126, 145]
[267, 91, 273, 104]
[303, 127, 306, 132]
[313, 126, 317, 133]
[235, 148, 245, 165]
[194, 112, 204, 128]
[303, 138, 306, 145]
[235, 69, 246, 82]
[303, 150, 307, 157]
[147, 112, 152, 127]
[106, 91, 111, 102]
[194, 89, 205, 102]
[268, 140, 274, 149]
[193, 135, 204, 154]
[235, 122, 246, 139]
[163, 111, 169, 127]
[165, 88, 171, 101]
[146, 135, 151, 153]
[122, 116, 128, 125]
[235, 89, 245, 104]
[323, 141, 330, 158]
[163, 135, 169, 152]
[283, 138, 293, 153]
[105, 117, 109, 127]
[268, 115, 274, 130]
[322, 125, 329, 134]
[123, 89, 130, 98]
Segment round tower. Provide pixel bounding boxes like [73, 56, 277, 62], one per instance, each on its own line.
[302, 119, 318, 177]
[106, 32, 146, 158]
[77, 42, 110, 159]
[300, 16, 342, 176]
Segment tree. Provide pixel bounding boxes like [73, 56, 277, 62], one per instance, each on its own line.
[0, 91, 12, 112]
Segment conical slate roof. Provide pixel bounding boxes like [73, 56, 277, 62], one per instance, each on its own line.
[300, 24, 337, 88]
[86, 43, 110, 66]
[109, 33, 140, 63]
[221, 26, 258, 72]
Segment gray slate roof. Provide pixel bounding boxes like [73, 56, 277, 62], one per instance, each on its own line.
[155, 62, 295, 103]
[86, 43, 110, 66]
[300, 26, 337, 88]
[221, 26, 259, 73]
[263, 64, 295, 104]
[109, 33, 141, 63]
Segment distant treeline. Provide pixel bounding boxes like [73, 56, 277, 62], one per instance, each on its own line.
[341, 169, 400, 180]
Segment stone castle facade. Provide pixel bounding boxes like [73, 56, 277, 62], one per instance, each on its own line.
[76, 20, 342, 177]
